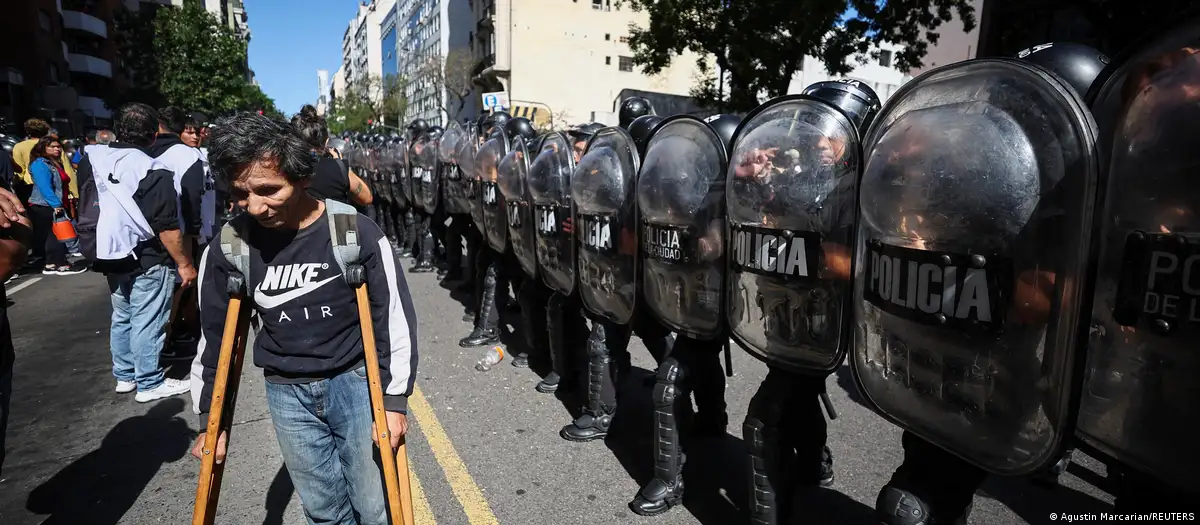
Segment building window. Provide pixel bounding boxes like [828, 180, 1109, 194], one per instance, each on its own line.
[592, 0, 601, 9]
[38, 10, 52, 32]
[605, 56, 611, 65]
[879, 50, 893, 68]
[618, 56, 633, 72]
[605, 33, 611, 41]
[619, 36, 629, 44]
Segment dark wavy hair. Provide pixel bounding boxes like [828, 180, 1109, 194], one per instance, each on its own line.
[290, 104, 329, 152]
[158, 106, 187, 135]
[209, 112, 316, 186]
[116, 103, 159, 147]
[30, 136, 62, 163]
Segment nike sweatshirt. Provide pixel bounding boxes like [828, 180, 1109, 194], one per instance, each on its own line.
[189, 208, 419, 425]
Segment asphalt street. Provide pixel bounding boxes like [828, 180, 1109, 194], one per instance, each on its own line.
[0, 259, 1116, 524]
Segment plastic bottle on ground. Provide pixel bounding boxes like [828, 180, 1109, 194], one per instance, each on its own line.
[475, 346, 504, 371]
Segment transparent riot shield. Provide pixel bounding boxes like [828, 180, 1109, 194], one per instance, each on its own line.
[572, 127, 641, 324]
[638, 116, 729, 340]
[725, 96, 862, 372]
[419, 136, 440, 213]
[440, 123, 468, 215]
[499, 136, 539, 279]
[476, 130, 510, 251]
[529, 132, 577, 295]
[459, 132, 485, 232]
[851, 59, 1100, 475]
[1077, 27, 1200, 493]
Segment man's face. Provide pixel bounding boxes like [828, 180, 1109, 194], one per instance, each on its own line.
[181, 126, 201, 148]
[230, 158, 309, 229]
[573, 139, 587, 163]
[199, 127, 210, 145]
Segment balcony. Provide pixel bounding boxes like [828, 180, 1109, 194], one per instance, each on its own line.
[68, 53, 113, 78]
[78, 95, 111, 119]
[63, 10, 108, 38]
[472, 54, 495, 77]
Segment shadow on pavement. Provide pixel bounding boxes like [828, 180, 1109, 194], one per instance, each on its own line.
[263, 463, 295, 525]
[833, 364, 868, 409]
[24, 397, 196, 525]
[977, 472, 1112, 524]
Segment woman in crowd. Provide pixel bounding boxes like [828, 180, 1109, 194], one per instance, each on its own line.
[27, 137, 84, 275]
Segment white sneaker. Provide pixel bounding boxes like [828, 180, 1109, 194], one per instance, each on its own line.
[135, 378, 190, 403]
[115, 380, 136, 394]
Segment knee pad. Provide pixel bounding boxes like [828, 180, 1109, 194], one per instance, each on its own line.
[875, 487, 934, 525]
[653, 358, 684, 408]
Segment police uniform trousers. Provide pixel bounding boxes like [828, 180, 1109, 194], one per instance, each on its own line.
[410, 207, 436, 272]
[440, 213, 470, 280]
[631, 335, 727, 515]
[536, 291, 588, 395]
[430, 201, 450, 270]
[744, 367, 836, 525]
[514, 277, 552, 369]
[874, 431, 984, 525]
[560, 306, 674, 442]
[459, 245, 515, 347]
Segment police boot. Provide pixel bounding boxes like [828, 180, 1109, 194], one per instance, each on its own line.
[630, 358, 688, 516]
[561, 324, 615, 442]
[412, 230, 436, 272]
[459, 265, 500, 347]
[400, 211, 415, 257]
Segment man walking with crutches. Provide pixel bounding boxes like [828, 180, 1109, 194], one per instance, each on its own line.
[189, 112, 419, 525]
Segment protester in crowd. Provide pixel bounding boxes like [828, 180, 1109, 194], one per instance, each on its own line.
[0, 186, 31, 475]
[180, 114, 206, 149]
[27, 137, 85, 275]
[291, 104, 373, 207]
[96, 129, 116, 145]
[151, 106, 211, 359]
[11, 118, 51, 204]
[191, 112, 418, 523]
[78, 103, 194, 402]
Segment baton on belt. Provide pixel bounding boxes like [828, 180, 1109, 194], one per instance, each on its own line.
[351, 266, 416, 525]
[192, 273, 251, 525]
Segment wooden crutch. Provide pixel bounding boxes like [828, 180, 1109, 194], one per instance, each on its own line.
[353, 280, 416, 525]
[192, 275, 252, 525]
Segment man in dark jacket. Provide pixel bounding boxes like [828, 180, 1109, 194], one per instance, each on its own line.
[190, 113, 419, 524]
[0, 186, 30, 475]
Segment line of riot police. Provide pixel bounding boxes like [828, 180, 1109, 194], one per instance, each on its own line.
[367, 25, 1200, 522]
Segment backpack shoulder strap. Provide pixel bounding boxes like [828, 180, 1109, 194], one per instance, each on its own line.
[219, 216, 252, 295]
[325, 199, 364, 286]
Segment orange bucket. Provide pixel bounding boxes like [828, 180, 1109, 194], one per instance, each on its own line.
[53, 213, 77, 242]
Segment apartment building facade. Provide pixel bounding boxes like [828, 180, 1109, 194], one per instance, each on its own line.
[391, 0, 473, 127]
[342, 0, 395, 101]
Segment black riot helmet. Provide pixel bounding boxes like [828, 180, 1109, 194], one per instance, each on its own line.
[801, 79, 882, 132]
[568, 122, 604, 142]
[627, 115, 664, 155]
[425, 126, 444, 139]
[702, 113, 741, 149]
[618, 96, 655, 129]
[505, 117, 537, 142]
[483, 111, 512, 135]
[1016, 42, 1109, 97]
[327, 137, 347, 156]
[408, 119, 429, 133]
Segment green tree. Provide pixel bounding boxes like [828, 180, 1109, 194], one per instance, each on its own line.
[622, 0, 976, 111]
[109, 2, 277, 116]
[327, 74, 406, 134]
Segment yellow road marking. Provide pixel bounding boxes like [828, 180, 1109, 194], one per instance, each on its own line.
[409, 386, 499, 525]
[409, 467, 436, 525]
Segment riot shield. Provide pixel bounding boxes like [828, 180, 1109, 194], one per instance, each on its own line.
[408, 138, 427, 213]
[498, 136, 539, 278]
[638, 116, 729, 340]
[725, 96, 861, 372]
[1077, 26, 1200, 493]
[571, 127, 641, 324]
[376, 142, 393, 206]
[416, 135, 440, 213]
[440, 123, 468, 215]
[459, 131, 485, 232]
[529, 132, 577, 294]
[390, 140, 408, 209]
[851, 59, 1100, 475]
[475, 130, 510, 251]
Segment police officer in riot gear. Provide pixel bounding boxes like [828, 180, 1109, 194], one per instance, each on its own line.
[530, 123, 599, 395]
[629, 113, 739, 516]
[858, 47, 1106, 525]
[726, 81, 878, 525]
[1079, 26, 1200, 512]
[559, 120, 675, 443]
[496, 118, 545, 368]
[437, 122, 469, 281]
[460, 112, 516, 347]
[404, 120, 430, 261]
[410, 125, 443, 272]
[618, 96, 655, 129]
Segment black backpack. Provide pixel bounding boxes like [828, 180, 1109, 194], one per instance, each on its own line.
[75, 159, 101, 261]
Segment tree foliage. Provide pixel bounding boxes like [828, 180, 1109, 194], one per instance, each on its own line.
[327, 74, 407, 135]
[622, 0, 976, 111]
[109, 2, 277, 116]
[421, 49, 480, 120]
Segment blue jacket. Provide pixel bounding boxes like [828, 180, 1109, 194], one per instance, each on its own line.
[28, 158, 63, 208]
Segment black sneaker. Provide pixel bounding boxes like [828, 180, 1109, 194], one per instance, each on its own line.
[54, 262, 89, 275]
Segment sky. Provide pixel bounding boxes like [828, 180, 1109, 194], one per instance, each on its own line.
[247, 0, 366, 117]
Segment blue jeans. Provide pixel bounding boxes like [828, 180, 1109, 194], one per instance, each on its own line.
[107, 264, 174, 391]
[266, 367, 388, 525]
